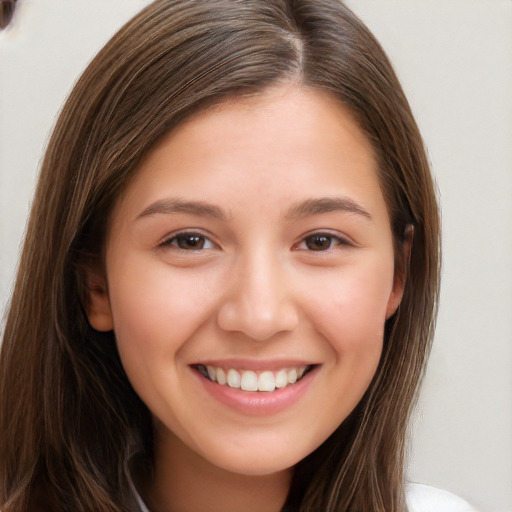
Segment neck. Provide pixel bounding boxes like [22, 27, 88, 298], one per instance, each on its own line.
[141, 431, 291, 512]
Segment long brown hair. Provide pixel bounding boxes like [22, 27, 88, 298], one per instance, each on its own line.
[0, 1, 440, 510]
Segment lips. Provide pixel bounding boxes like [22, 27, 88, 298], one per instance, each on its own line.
[192, 361, 318, 416]
[195, 364, 312, 392]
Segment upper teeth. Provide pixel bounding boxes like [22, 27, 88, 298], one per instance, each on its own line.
[199, 365, 309, 392]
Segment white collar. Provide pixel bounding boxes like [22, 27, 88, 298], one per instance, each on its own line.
[127, 470, 477, 512]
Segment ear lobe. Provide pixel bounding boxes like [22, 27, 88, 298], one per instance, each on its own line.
[385, 277, 405, 319]
[84, 269, 114, 332]
[385, 226, 414, 319]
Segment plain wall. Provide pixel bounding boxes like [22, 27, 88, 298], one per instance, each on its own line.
[1, 2, 511, 511]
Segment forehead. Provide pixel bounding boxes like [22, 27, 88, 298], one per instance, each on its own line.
[111, 85, 385, 226]
[150, 84, 376, 170]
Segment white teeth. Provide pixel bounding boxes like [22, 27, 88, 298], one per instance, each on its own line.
[240, 371, 258, 391]
[227, 369, 241, 389]
[288, 368, 298, 384]
[275, 369, 288, 389]
[200, 365, 310, 392]
[207, 366, 216, 381]
[216, 367, 227, 385]
[258, 371, 275, 392]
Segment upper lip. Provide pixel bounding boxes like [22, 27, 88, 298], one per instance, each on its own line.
[191, 359, 317, 371]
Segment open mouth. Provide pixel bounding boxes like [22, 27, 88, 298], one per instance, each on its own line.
[194, 364, 314, 393]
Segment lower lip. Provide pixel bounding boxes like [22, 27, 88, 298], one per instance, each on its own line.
[193, 367, 318, 416]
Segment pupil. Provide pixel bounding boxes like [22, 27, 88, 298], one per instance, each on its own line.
[178, 234, 203, 249]
[307, 235, 331, 251]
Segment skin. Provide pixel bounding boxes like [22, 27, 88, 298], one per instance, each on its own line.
[86, 84, 405, 512]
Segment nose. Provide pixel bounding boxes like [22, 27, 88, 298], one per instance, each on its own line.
[217, 251, 299, 341]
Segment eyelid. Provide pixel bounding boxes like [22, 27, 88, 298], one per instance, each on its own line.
[294, 229, 355, 250]
[157, 229, 217, 251]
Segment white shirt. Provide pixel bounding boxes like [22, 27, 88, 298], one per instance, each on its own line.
[131, 481, 478, 511]
[406, 483, 478, 512]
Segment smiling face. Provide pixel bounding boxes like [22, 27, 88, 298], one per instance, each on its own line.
[86, 85, 404, 480]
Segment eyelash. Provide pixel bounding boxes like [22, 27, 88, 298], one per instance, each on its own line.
[159, 230, 352, 253]
[159, 231, 216, 251]
[295, 232, 352, 252]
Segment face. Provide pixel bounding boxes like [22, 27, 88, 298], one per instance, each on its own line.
[87, 85, 404, 477]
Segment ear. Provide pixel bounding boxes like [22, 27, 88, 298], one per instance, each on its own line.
[83, 268, 114, 332]
[385, 226, 414, 319]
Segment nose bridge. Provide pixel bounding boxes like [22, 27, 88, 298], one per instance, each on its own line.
[217, 245, 298, 340]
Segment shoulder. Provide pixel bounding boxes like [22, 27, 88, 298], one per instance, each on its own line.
[406, 483, 478, 512]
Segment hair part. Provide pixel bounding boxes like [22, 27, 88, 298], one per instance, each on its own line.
[1, 1, 440, 511]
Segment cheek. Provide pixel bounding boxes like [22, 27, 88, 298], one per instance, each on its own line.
[300, 262, 393, 397]
[310, 267, 392, 344]
[106, 258, 220, 367]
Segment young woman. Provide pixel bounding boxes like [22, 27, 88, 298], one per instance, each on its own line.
[0, 1, 476, 511]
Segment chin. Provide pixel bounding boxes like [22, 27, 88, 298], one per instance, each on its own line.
[196, 435, 320, 477]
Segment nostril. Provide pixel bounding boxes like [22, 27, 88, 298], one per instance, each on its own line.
[217, 299, 299, 341]
[216, 266, 299, 339]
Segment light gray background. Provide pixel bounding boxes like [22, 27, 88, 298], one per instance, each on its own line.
[1, 2, 511, 511]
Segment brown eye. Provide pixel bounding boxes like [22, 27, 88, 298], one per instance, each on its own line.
[304, 235, 333, 251]
[175, 234, 206, 250]
[161, 232, 215, 251]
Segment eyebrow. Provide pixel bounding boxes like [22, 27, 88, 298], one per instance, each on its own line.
[284, 197, 372, 221]
[137, 198, 228, 221]
[136, 196, 371, 222]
